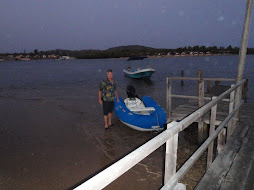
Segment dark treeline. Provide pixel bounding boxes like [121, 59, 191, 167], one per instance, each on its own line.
[1, 45, 254, 59]
[72, 45, 254, 59]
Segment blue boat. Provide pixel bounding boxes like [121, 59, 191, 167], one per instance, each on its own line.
[114, 96, 166, 131]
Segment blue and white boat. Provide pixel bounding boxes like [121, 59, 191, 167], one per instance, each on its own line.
[123, 68, 155, 78]
[114, 85, 166, 131]
[123, 56, 155, 79]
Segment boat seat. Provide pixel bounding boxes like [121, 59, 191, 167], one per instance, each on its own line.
[129, 107, 155, 112]
[124, 98, 155, 115]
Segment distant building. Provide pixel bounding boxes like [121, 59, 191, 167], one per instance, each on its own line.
[7, 55, 14, 59]
[59, 56, 71, 60]
[49, 54, 57, 59]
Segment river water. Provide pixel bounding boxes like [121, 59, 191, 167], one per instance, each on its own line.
[0, 55, 253, 189]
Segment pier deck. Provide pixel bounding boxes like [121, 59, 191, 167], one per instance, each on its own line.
[170, 99, 229, 125]
[170, 84, 247, 126]
[195, 103, 254, 190]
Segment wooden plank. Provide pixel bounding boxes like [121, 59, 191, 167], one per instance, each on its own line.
[220, 125, 254, 190]
[167, 76, 235, 82]
[203, 78, 235, 82]
[195, 125, 249, 190]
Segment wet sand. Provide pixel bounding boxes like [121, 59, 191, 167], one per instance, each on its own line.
[0, 97, 207, 190]
[0, 99, 104, 189]
[0, 97, 164, 189]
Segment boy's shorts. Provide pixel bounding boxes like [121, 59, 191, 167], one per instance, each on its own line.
[103, 101, 114, 115]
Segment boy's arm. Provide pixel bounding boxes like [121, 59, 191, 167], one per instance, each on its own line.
[98, 91, 102, 104]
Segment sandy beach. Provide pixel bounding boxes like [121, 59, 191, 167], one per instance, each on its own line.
[0, 99, 106, 189]
[0, 95, 169, 189]
[0, 98, 207, 190]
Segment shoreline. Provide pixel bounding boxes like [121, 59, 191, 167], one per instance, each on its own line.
[0, 53, 240, 62]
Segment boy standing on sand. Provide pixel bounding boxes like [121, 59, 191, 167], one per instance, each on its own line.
[98, 69, 119, 130]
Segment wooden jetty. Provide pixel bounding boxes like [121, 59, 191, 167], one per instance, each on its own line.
[166, 75, 248, 144]
[195, 103, 254, 190]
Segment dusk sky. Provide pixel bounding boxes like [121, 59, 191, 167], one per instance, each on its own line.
[1, 0, 254, 53]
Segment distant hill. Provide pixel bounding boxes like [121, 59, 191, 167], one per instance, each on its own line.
[106, 45, 155, 51]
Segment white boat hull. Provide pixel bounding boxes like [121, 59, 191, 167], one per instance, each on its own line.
[123, 68, 155, 78]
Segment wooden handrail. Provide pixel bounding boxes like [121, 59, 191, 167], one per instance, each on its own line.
[167, 76, 235, 82]
[161, 100, 244, 190]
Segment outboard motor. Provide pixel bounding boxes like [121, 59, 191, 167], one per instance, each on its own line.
[126, 85, 136, 99]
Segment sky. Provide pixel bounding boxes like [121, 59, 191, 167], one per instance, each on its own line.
[1, 0, 254, 53]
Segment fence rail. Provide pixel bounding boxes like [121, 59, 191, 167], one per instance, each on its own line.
[74, 79, 246, 190]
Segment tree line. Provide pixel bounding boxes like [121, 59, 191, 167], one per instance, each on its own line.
[1, 45, 254, 59]
[71, 45, 254, 59]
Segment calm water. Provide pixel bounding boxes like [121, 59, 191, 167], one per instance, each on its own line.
[1, 55, 253, 104]
[0, 55, 253, 189]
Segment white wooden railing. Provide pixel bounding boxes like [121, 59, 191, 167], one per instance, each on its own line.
[74, 79, 246, 190]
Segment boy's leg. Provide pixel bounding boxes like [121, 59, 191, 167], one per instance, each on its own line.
[108, 112, 112, 126]
[104, 115, 108, 129]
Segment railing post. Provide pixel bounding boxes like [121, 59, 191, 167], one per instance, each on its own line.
[227, 84, 235, 141]
[207, 96, 217, 168]
[207, 80, 211, 93]
[217, 128, 226, 154]
[198, 79, 205, 144]
[198, 79, 205, 107]
[164, 121, 179, 184]
[181, 70, 184, 86]
[166, 78, 172, 123]
[235, 0, 253, 112]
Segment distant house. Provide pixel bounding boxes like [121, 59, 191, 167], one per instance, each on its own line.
[59, 56, 71, 60]
[180, 52, 186, 56]
[33, 55, 40, 59]
[15, 54, 30, 61]
[7, 55, 14, 59]
[49, 54, 57, 59]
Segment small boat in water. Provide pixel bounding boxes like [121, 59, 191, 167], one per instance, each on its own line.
[114, 85, 166, 131]
[123, 56, 155, 79]
[123, 68, 155, 78]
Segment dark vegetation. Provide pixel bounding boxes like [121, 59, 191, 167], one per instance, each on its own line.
[1, 45, 254, 60]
